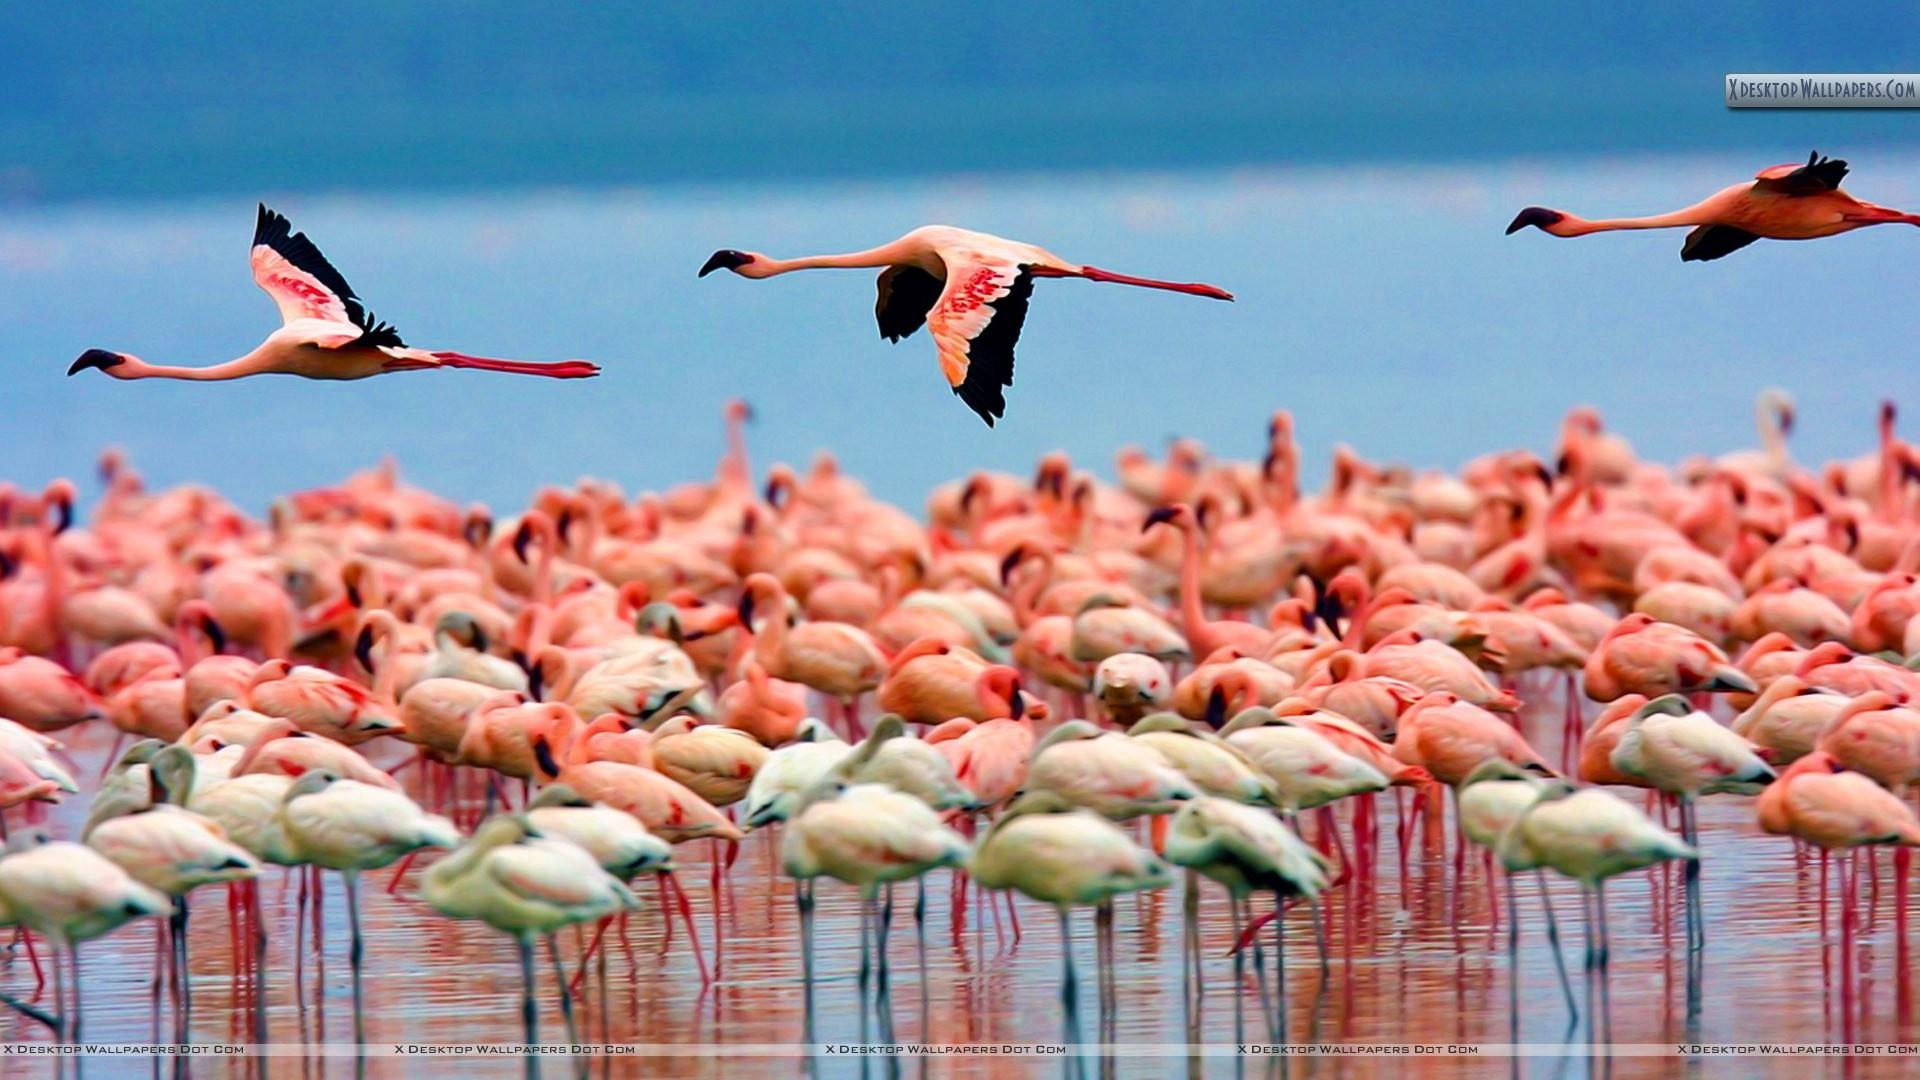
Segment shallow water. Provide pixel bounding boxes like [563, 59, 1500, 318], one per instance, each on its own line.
[1, 684, 1917, 1079]
[4, 151, 1920, 518]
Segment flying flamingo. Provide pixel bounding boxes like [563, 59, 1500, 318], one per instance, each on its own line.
[69, 205, 599, 382]
[698, 226, 1232, 425]
[1507, 152, 1920, 261]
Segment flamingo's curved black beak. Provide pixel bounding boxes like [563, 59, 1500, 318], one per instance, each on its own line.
[999, 546, 1028, 587]
[354, 626, 376, 674]
[69, 349, 125, 376]
[533, 736, 560, 780]
[201, 612, 227, 655]
[1505, 207, 1565, 235]
[699, 250, 753, 277]
[1142, 506, 1179, 532]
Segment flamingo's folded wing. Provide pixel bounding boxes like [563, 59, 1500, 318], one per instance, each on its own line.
[1753, 152, 1849, 196]
[1680, 224, 1761, 262]
[489, 845, 611, 907]
[250, 204, 405, 349]
[925, 258, 1034, 428]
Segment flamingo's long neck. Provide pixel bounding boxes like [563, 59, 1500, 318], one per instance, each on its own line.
[122, 357, 265, 381]
[1174, 521, 1208, 643]
[568, 498, 603, 564]
[721, 414, 750, 493]
[750, 587, 788, 670]
[531, 520, 556, 608]
[32, 530, 62, 638]
[366, 619, 406, 702]
[1008, 559, 1045, 629]
[1879, 411, 1900, 522]
[1757, 402, 1786, 464]
[754, 242, 913, 276]
[1545, 208, 1710, 236]
[175, 608, 208, 666]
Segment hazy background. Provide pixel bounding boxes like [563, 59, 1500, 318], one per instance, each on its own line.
[5, 4, 1919, 513]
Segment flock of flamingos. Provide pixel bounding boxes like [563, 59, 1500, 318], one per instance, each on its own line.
[0, 391, 1918, 1063]
[10, 152, 1920, 1070]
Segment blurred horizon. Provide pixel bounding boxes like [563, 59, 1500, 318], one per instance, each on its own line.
[8, 4, 1920, 204]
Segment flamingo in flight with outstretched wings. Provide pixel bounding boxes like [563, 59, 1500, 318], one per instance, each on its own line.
[69, 204, 600, 382]
[1507, 152, 1920, 262]
[698, 225, 1232, 426]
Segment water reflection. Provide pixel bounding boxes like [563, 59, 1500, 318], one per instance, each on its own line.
[0, 683, 1913, 1077]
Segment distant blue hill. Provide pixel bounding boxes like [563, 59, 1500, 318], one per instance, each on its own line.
[5, 2, 1919, 201]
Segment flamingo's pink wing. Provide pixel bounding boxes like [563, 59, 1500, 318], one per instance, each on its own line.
[250, 204, 405, 348]
[925, 256, 1034, 428]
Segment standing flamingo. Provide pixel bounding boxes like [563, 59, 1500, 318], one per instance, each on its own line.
[424, 815, 636, 1072]
[69, 205, 599, 382]
[1165, 795, 1332, 1043]
[738, 573, 886, 737]
[276, 772, 460, 1042]
[0, 834, 170, 1044]
[1758, 750, 1920, 977]
[969, 791, 1171, 1014]
[1507, 153, 1920, 261]
[741, 720, 854, 827]
[1497, 782, 1696, 1043]
[783, 768, 969, 990]
[1610, 695, 1773, 956]
[699, 226, 1232, 425]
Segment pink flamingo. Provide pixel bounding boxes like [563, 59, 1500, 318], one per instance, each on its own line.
[1142, 504, 1275, 656]
[699, 226, 1231, 425]
[1508, 152, 1920, 261]
[69, 205, 598, 382]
